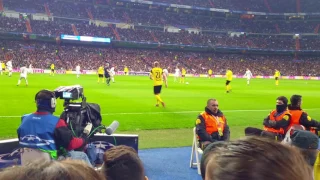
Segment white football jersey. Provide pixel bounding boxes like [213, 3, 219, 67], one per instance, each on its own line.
[29, 64, 32, 68]
[6, 61, 12, 68]
[244, 70, 253, 78]
[163, 69, 169, 76]
[20, 66, 28, 77]
[175, 68, 180, 74]
[76, 65, 81, 71]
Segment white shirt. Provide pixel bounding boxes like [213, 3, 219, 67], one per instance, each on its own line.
[244, 70, 253, 78]
[6, 61, 12, 69]
[20, 66, 28, 77]
[76, 65, 81, 71]
[29, 64, 32, 69]
[163, 69, 169, 76]
[175, 68, 180, 75]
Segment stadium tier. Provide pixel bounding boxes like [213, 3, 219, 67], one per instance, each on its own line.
[1, 40, 320, 76]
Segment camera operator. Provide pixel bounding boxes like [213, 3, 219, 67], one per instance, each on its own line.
[17, 90, 93, 166]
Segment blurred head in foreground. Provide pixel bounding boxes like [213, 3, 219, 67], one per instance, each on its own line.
[205, 136, 313, 180]
[0, 159, 105, 180]
[102, 145, 148, 180]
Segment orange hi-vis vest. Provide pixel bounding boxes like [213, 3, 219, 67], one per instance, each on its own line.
[264, 110, 290, 135]
[289, 110, 317, 134]
[201, 112, 226, 137]
[288, 110, 303, 129]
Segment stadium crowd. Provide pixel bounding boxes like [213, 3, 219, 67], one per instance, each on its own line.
[1, 40, 320, 76]
[2, 0, 320, 34]
[3, 15, 320, 50]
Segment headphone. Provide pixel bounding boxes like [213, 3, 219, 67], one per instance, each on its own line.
[35, 90, 56, 109]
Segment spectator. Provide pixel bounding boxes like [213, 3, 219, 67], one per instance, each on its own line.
[205, 136, 313, 180]
[0, 159, 105, 180]
[101, 145, 148, 180]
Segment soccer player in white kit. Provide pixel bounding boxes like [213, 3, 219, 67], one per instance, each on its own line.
[76, 64, 81, 78]
[6, 60, 13, 77]
[110, 66, 116, 83]
[244, 68, 253, 85]
[174, 67, 180, 82]
[17, 66, 28, 86]
[0, 61, 2, 75]
[29, 64, 33, 74]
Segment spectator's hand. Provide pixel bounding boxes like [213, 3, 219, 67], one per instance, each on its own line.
[83, 123, 93, 135]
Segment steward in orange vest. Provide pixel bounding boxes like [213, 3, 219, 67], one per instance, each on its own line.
[245, 96, 291, 141]
[196, 99, 230, 150]
[288, 95, 320, 134]
[262, 96, 291, 140]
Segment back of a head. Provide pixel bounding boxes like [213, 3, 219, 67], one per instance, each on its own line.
[290, 95, 302, 107]
[35, 89, 56, 112]
[205, 136, 313, 180]
[0, 160, 105, 180]
[102, 145, 145, 180]
[277, 96, 288, 105]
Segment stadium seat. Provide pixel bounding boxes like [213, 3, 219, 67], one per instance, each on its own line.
[189, 127, 203, 175]
[20, 148, 51, 165]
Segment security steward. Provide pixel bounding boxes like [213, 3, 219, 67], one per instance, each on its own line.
[17, 90, 92, 165]
[245, 96, 291, 141]
[288, 95, 320, 134]
[196, 99, 230, 150]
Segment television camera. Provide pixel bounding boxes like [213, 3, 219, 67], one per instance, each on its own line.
[54, 85, 118, 137]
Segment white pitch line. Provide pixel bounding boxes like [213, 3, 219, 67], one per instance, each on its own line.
[0, 108, 319, 117]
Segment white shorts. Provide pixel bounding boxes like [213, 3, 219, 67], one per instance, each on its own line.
[76, 71, 80, 74]
[247, 77, 251, 80]
[8, 68, 13, 71]
[175, 74, 180, 77]
[20, 75, 27, 79]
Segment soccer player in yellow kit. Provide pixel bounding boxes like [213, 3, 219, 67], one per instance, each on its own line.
[180, 67, 186, 83]
[208, 69, 213, 79]
[274, 69, 280, 86]
[124, 66, 129, 75]
[97, 66, 104, 83]
[50, 64, 55, 76]
[226, 69, 233, 93]
[0, 62, 5, 75]
[150, 61, 168, 107]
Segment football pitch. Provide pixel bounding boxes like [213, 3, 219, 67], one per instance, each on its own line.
[1, 73, 320, 149]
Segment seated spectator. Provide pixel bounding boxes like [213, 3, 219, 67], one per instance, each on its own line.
[196, 98, 230, 150]
[0, 159, 105, 180]
[284, 130, 319, 167]
[205, 136, 313, 180]
[101, 145, 148, 180]
[200, 141, 227, 179]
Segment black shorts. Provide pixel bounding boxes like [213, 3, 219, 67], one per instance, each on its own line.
[154, 85, 162, 94]
[208, 74, 212, 77]
[226, 80, 231, 85]
[182, 75, 185, 77]
[2, 68, 4, 71]
[124, 72, 128, 75]
[51, 69, 54, 72]
[275, 77, 279, 80]
[105, 74, 110, 78]
[98, 74, 103, 78]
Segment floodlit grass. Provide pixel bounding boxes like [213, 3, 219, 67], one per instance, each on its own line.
[0, 73, 320, 149]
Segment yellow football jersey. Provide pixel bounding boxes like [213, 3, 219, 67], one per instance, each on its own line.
[182, 68, 186, 75]
[98, 67, 104, 74]
[124, 67, 129, 72]
[274, 70, 280, 77]
[50, 64, 55, 69]
[226, 70, 233, 81]
[150, 67, 163, 86]
[208, 69, 212, 74]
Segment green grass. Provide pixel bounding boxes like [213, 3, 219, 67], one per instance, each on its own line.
[0, 73, 320, 149]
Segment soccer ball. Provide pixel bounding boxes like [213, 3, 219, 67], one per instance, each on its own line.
[186, 82, 189, 85]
